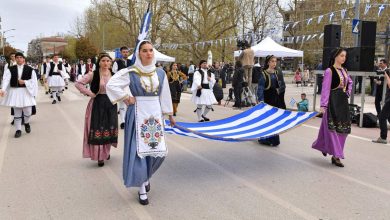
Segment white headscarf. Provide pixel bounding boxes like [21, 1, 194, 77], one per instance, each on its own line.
[133, 40, 157, 73]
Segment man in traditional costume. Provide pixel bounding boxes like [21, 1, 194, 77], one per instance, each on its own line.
[107, 40, 175, 206]
[62, 58, 71, 90]
[86, 58, 96, 73]
[40, 57, 51, 95]
[76, 59, 87, 81]
[191, 60, 217, 122]
[0, 52, 38, 138]
[112, 46, 132, 129]
[45, 54, 66, 104]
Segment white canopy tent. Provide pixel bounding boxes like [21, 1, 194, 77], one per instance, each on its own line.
[130, 48, 176, 62]
[234, 37, 303, 58]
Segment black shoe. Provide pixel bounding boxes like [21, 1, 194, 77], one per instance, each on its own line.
[25, 123, 31, 133]
[65, 87, 68, 90]
[145, 182, 150, 192]
[45, 91, 49, 95]
[11, 120, 14, 125]
[14, 130, 22, 138]
[50, 95, 53, 98]
[202, 115, 210, 121]
[198, 119, 205, 122]
[57, 96, 61, 102]
[120, 123, 125, 129]
[138, 193, 149, 205]
[173, 113, 176, 116]
[331, 157, 344, 167]
[98, 160, 104, 167]
[52, 100, 57, 104]
[322, 152, 327, 157]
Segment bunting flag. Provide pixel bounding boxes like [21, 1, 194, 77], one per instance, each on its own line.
[296, 36, 300, 43]
[364, 4, 371, 15]
[284, 24, 290, 31]
[312, 34, 318, 39]
[319, 33, 324, 39]
[378, 4, 385, 17]
[307, 18, 313, 25]
[329, 12, 335, 23]
[301, 35, 306, 42]
[130, 3, 152, 65]
[164, 103, 318, 142]
[306, 35, 312, 41]
[341, 9, 347, 20]
[318, 15, 324, 24]
[292, 21, 299, 29]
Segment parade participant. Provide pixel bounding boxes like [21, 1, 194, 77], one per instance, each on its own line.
[75, 53, 118, 167]
[112, 46, 132, 129]
[232, 60, 244, 108]
[62, 58, 71, 90]
[239, 42, 255, 87]
[167, 62, 187, 116]
[257, 55, 283, 146]
[191, 60, 217, 122]
[374, 59, 388, 116]
[4, 52, 16, 70]
[76, 59, 87, 81]
[106, 40, 175, 206]
[86, 58, 96, 73]
[312, 48, 353, 167]
[40, 57, 51, 94]
[0, 52, 38, 138]
[45, 54, 66, 104]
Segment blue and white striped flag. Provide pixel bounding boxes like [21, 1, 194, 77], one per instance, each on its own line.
[165, 103, 318, 142]
[130, 3, 152, 65]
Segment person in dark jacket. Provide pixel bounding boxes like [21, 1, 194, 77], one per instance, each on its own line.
[232, 61, 244, 108]
[252, 61, 262, 101]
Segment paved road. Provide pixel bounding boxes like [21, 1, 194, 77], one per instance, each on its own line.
[0, 84, 389, 220]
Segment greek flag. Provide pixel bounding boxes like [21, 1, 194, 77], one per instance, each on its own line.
[130, 3, 152, 65]
[165, 103, 318, 142]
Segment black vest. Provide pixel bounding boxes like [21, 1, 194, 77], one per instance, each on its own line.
[43, 63, 47, 74]
[199, 69, 211, 89]
[49, 62, 63, 76]
[261, 70, 279, 91]
[9, 65, 33, 88]
[90, 70, 114, 95]
[329, 66, 349, 91]
[115, 59, 131, 71]
[77, 64, 83, 75]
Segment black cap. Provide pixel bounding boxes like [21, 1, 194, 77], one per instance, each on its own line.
[15, 52, 25, 58]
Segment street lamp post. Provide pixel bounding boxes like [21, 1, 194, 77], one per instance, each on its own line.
[2, 28, 16, 56]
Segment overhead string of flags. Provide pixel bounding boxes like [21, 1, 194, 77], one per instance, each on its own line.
[153, 3, 389, 51]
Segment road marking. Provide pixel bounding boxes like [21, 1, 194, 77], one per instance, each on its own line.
[302, 124, 390, 146]
[260, 145, 390, 197]
[169, 141, 318, 220]
[55, 104, 152, 220]
[0, 121, 11, 174]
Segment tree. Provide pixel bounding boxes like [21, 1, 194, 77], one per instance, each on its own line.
[1, 46, 17, 59]
[75, 37, 98, 60]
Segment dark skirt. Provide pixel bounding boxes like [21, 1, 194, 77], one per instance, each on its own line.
[88, 94, 118, 145]
[169, 81, 182, 103]
[327, 88, 351, 134]
[259, 88, 281, 146]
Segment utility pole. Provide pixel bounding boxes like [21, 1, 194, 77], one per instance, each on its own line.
[350, 0, 360, 104]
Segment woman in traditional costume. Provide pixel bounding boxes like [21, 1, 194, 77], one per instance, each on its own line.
[257, 55, 283, 147]
[106, 40, 175, 205]
[75, 54, 118, 167]
[312, 48, 352, 167]
[167, 62, 187, 116]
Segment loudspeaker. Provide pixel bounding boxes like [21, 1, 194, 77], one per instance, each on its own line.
[322, 47, 337, 70]
[357, 113, 377, 128]
[358, 21, 377, 47]
[323, 24, 341, 48]
[345, 47, 375, 71]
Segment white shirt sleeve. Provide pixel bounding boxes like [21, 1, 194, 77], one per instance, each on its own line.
[191, 71, 202, 92]
[160, 74, 173, 115]
[106, 68, 133, 104]
[0, 69, 11, 93]
[25, 70, 38, 97]
[4, 63, 9, 71]
[112, 62, 118, 73]
[92, 64, 96, 71]
[209, 73, 216, 89]
[45, 63, 51, 78]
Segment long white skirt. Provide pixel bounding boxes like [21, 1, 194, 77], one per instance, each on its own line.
[48, 75, 65, 87]
[0, 88, 36, 108]
[191, 88, 217, 105]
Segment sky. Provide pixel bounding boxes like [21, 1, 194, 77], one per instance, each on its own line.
[0, 0, 92, 53]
